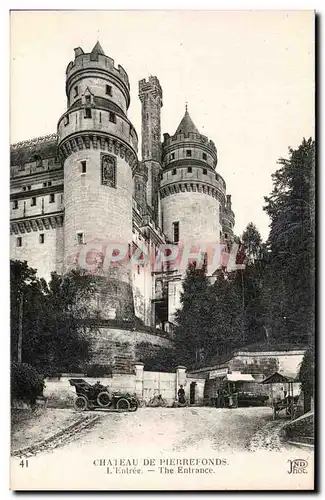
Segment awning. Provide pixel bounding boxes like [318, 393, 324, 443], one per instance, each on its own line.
[224, 374, 255, 382]
[260, 371, 299, 385]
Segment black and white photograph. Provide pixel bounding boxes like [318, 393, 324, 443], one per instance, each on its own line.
[9, 10, 315, 491]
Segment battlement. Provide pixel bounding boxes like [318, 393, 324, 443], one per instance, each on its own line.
[66, 44, 130, 90]
[163, 131, 217, 155]
[138, 76, 163, 99]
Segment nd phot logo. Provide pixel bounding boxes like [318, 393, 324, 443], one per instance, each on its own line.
[287, 459, 308, 474]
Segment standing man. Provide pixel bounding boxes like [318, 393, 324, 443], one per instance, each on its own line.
[178, 385, 186, 405]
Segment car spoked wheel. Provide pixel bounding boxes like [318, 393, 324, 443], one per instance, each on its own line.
[116, 398, 130, 412]
[97, 391, 111, 408]
[129, 398, 139, 412]
[74, 395, 88, 411]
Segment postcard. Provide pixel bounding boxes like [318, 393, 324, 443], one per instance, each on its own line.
[10, 10, 315, 491]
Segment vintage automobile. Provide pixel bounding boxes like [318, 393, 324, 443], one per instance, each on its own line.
[69, 378, 138, 412]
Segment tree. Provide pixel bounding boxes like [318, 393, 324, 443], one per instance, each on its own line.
[240, 223, 269, 346]
[242, 222, 262, 264]
[263, 138, 315, 346]
[10, 260, 97, 373]
[207, 269, 245, 356]
[174, 261, 211, 366]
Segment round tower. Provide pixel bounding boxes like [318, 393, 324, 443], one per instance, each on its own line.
[160, 107, 226, 260]
[57, 42, 138, 320]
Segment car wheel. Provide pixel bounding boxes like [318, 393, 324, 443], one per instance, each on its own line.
[116, 398, 130, 412]
[97, 391, 111, 408]
[74, 395, 88, 411]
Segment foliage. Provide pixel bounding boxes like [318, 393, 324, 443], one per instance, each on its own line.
[298, 339, 315, 412]
[11, 261, 97, 373]
[174, 262, 211, 365]
[263, 138, 315, 345]
[11, 362, 45, 405]
[242, 223, 263, 263]
[135, 342, 178, 372]
[85, 364, 113, 377]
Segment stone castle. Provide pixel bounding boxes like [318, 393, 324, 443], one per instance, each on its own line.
[10, 42, 235, 367]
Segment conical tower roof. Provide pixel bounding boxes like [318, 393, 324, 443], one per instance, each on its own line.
[175, 105, 199, 135]
[90, 41, 106, 58]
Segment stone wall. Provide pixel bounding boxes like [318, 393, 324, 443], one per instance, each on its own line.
[87, 326, 173, 369]
[44, 365, 205, 408]
[228, 349, 305, 376]
[10, 225, 64, 282]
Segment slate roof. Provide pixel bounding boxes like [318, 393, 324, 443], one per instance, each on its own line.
[175, 107, 199, 135]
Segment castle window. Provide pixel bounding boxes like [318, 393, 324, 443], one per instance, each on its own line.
[48, 181, 52, 186]
[85, 95, 91, 105]
[106, 84, 112, 96]
[74, 86, 79, 97]
[203, 168, 207, 175]
[81, 161, 87, 174]
[186, 150, 192, 157]
[64, 115, 69, 126]
[27, 186, 31, 191]
[31, 197, 36, 206]
[99, 112, 102, 123]
[137, 265, 140, 275]
[39, 234, 45, 244]
[33, 155, 42, 167]
[170, 153, 175, 161]
[13, 200, 18, 209]
[101, 153, 116, 188]
[109, 112, 116, 123]
[225, 233, 228, 240]
[84, 108, 92, 119]
[49, 193, 55, 203]
[22, 186, 26, 192]
[187, 167, 192, 173]
[203, 153, 207, 160]
[43, 182, 47, 187]
[173, 221, 179, 244]
[172, 168, 176, 175]
[77, 232, 84, 245]
[16, 237, 22, 247]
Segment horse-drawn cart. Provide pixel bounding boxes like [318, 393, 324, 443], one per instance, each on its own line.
[260, 371, 300, 420]
[69, 378, 138, 412]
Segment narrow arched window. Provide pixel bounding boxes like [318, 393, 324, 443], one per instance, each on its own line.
[33, 154, 42, 168]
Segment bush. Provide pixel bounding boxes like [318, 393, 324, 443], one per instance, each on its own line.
[11, 362, 45, 405]
[85, 364, 112, 377]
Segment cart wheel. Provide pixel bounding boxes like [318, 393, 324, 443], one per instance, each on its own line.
[129, 398, 139, 412]
[116, 398, 130, 412]
[97, 391, 111, 408]
[74, 395, 88, 411]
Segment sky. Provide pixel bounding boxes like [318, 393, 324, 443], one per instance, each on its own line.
[10, 10, 315, 240]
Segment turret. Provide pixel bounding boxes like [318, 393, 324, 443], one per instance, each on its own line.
[160, 107, 225, 254]
[57, 43, 138, 320]
[138, 76, 163, 223]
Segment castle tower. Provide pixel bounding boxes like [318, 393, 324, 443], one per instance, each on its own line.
[138, 76, 163, 223]
[161, 107, 226, 269]
[57, 42, 138, 320]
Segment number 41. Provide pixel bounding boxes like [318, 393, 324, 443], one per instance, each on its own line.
[19, 459, 28, 468]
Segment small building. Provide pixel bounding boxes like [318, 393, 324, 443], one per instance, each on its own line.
[187, 347, 305, 405]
